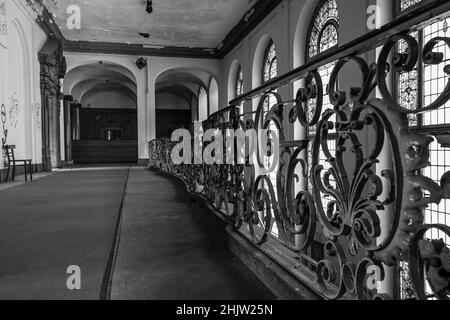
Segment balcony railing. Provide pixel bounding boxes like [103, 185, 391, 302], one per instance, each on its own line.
[149, 0, 450, 300]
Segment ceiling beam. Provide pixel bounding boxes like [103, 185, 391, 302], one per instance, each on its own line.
[217, 0, 284, 58]
[62, 41, 218, 59]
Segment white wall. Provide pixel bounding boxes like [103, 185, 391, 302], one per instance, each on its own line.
[0, 0, 47, 168]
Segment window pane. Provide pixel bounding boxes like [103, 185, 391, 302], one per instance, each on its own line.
[422, 18, 450, 126]
[400, 0, 422, 11]
[307, 0, 339, 59]
[397, 31, 419, 126]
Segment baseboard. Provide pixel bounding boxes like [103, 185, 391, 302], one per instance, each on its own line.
[60, 160, 75, 168]
[137, 158, 149, 166]
[152, 168, 322, 300]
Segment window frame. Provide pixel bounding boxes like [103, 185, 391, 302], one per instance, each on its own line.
[235, 65, 244, 98]
[262, 39, 277, 85]
[305, 0, 340, 62]
[394, 0, 450, 134]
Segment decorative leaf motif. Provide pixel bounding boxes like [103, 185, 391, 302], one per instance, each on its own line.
[426, 267, 449, 293]
[442, 250, 450, 273]
[418, 240, 436, 259]
[440, 171, 450, 199]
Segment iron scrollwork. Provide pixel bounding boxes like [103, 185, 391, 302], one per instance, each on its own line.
[148, 32, 450, 300]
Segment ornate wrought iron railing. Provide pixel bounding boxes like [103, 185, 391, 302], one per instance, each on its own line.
[149, 0, 450, 300]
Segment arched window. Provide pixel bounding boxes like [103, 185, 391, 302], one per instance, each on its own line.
[261, 40, 279, 235]
[235, 66, 244, 113]
[306, 0, 339, 136]
[208, 77, 219, 115]
[198, 87, 208, 122]
[305, 0, 339, 210]
[235, 66, 244, 97]
[262, 40, 278, 115]
[263, 40, 277, 83]
[306, 0, 339, 60]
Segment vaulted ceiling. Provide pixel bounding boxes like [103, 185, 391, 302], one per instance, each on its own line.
[45, 0, 257, 49]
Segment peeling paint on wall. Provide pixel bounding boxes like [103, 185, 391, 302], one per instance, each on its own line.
[1, 103, 7, 146]
[34, 102, 41, 129]
[0, 0, 7, 48]
[8, 93, 19, 129]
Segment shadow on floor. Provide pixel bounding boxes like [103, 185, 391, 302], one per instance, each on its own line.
[111, 167, 275, 300]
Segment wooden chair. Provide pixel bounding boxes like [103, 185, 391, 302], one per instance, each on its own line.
[3, 145, 33, 182]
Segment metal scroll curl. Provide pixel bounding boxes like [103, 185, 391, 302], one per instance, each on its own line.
[147, 32, 450, 300]
[377, 34, 450, 114]
[290, 71, 323, 127]
[409, 224, 450, 300]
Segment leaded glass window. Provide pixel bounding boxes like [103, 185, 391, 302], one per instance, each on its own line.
[235, 66, 244, 114]
[263, 41, 277, 84]
[400, 0, 422, 11]
[306, 0, 339, 60]
[306, 0, 339, 208]
[235, 66, 244, 98]
[396, 0, 450, 300]
[261, 40, 278, 236]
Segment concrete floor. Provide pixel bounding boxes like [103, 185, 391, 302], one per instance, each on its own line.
[0, 166, 274, 300]
[111, 167, 274, 300]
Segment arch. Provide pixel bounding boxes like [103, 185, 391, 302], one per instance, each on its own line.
[65, 59, 137, 87]
[154, 67, 208, 136]
[81, 85, 137, 107]
[156, 83, 198, 106]
[262, 40, 277, 84]
[64, 62, 137, 98]
[227, 59, 241, 101]
[208, 77, 219, 115]
[306, 0, 339, 61]
[235, 66, 244, 98]
[152, 63, 220, 89]
[72, 78, 137, 103]
[252, 34, 273, 90]
[198, 87, 208, 121]
[81, 90, 137, 110]
[304, 0, 340, 127]
[293, 0, 324, 68]
[260, 39, 278, 115]
[155, 68, 210, 92]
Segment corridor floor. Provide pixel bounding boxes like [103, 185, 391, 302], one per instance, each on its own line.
[0, 166, 273, 300]
[0, 167, 130, 299]
[111, 167, 274, 300]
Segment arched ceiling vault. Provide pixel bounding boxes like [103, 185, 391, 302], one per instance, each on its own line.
[64, 62, 137, 103]
[156, 68, 212, 91]
[72, 79, 137, 102]
[156, 83, 198, 105]
[81, 85, 137, 105]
